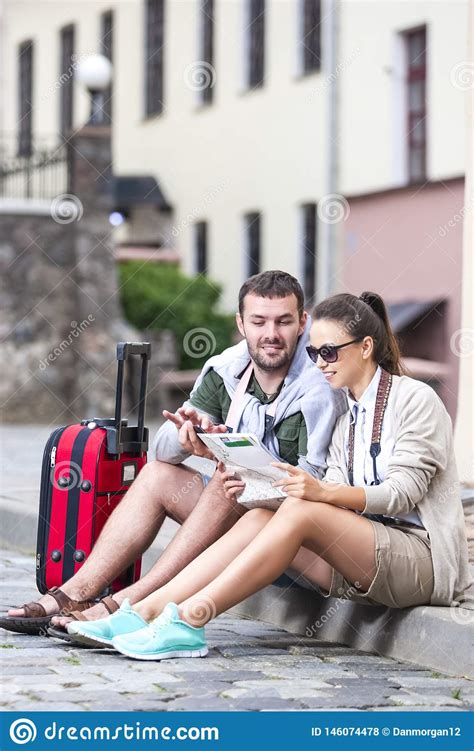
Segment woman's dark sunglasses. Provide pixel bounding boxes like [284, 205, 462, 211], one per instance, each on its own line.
[306, 337, 363, 364]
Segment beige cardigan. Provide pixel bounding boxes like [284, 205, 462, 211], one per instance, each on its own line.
[323, 375, 471, 606]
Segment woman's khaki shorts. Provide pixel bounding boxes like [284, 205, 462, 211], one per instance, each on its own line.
[298, 520, 434, 609]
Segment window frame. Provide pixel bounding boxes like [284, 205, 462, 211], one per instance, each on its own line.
[197, 0, 215, 106]
[144, 0, 165, 118]
[300, 203, 317, 304]
[101, 10, 114, 124]
[18, 39, 34, 157]
[404, 25, 427, 184]
[194, 220, 208, 275]
[299, 0, 322, 76]
[244, 0, 265, 90]
[244, 211, 261, 277]
[59, 24, 75, 140]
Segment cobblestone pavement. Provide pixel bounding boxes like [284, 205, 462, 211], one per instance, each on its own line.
[1, 551, 473, 713]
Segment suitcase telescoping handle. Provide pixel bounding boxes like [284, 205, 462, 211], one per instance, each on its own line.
[107, 342, 151, 456]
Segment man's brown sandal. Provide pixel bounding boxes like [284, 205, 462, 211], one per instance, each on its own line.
[0, 587, 95, 635]
[46, 595, 119, 643]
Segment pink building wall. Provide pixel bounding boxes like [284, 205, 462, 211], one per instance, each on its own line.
[340, 178, 465, 419]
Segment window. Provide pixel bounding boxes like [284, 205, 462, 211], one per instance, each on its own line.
[246, 0, 265, 88]
[244, 212, 261, 277]
[18, 40, 33, 156]
[101, 11, 114, 123]
[194, 221, 208, 274]
[198, 0, 215, 105]
[301, 203, 317, 302]
[300, 0, 321, 74]
[145, 0, 165, 116]
[59, 25, 75, 139]
[404, 27, 427, 183]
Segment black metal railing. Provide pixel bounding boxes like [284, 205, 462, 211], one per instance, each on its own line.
[0, 134, 68, 200]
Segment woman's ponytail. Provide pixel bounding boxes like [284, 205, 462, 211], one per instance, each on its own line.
[358, 292, 404, 375]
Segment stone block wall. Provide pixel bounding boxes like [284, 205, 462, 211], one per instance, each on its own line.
[0, 125, 178, 425]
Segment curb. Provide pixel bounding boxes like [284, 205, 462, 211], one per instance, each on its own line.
[230, 576, 474, 679]
[2, 497, 473, 679]
[0, 498, 38, 555]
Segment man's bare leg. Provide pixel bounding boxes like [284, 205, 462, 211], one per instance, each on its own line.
[111, 468, 246, 603]
[51, 468, 246, 626]
[8, 460, 205, 618]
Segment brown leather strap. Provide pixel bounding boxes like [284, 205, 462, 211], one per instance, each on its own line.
[20, 588, 94, 620]
[68, 610, 88, 622]
[47, 587, 93, 614]
[372, 368, 392, 445]
[348, 368, 392, 486]
[22, 601, 47, 618]
[47, 586, 75, 612]
[100, 595, 119, 614]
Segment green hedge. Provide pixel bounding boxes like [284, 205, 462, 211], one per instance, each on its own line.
[119, 262, 235, 370]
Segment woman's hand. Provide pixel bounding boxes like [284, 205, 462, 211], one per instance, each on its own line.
[272, 463, 367, 510]
[217, 461, 246, 501]
[271, 462, 328, 502]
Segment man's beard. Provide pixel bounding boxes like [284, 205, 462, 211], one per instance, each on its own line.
[247, 339, 295, 372]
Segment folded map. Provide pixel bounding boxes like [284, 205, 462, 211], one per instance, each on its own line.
[197, 432, 288, 510]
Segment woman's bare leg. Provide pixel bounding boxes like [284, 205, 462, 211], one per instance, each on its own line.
[134, 507, 275, 620]
[286, 546, 334, 591]
[133, 501, 355, 623]
[177, 497, 376, 626]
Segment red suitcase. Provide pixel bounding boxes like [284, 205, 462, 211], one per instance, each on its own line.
[36, 342, 151, 596]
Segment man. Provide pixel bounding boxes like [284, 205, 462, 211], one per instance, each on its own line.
[3, 270, 345, 633]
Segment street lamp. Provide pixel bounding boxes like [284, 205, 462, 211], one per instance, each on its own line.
[76, 54, 113, 125]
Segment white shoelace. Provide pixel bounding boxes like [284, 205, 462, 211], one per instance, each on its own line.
[149, 610, 175, 635]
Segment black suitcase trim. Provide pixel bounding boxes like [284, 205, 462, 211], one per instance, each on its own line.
[36, 426, 66, 594]
[62, 428, 95, 583]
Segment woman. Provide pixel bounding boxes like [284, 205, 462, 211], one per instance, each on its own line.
[67, 292, 471, 660]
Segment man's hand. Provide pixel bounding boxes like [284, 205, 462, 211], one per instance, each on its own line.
[217, 461, 246, 501]
[162, 406, 227, 459]
[163, 406, 226, 433]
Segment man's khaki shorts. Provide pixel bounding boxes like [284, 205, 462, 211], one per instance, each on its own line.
[297, 520, 434, 609]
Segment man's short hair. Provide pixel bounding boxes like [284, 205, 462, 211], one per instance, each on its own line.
[238, 270, 305, 317]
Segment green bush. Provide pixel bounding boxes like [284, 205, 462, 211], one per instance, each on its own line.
[119, 262, 236, 370]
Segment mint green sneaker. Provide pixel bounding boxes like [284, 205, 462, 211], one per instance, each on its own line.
[67, 599, 148, 648]
[112, 603, 208, 661]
